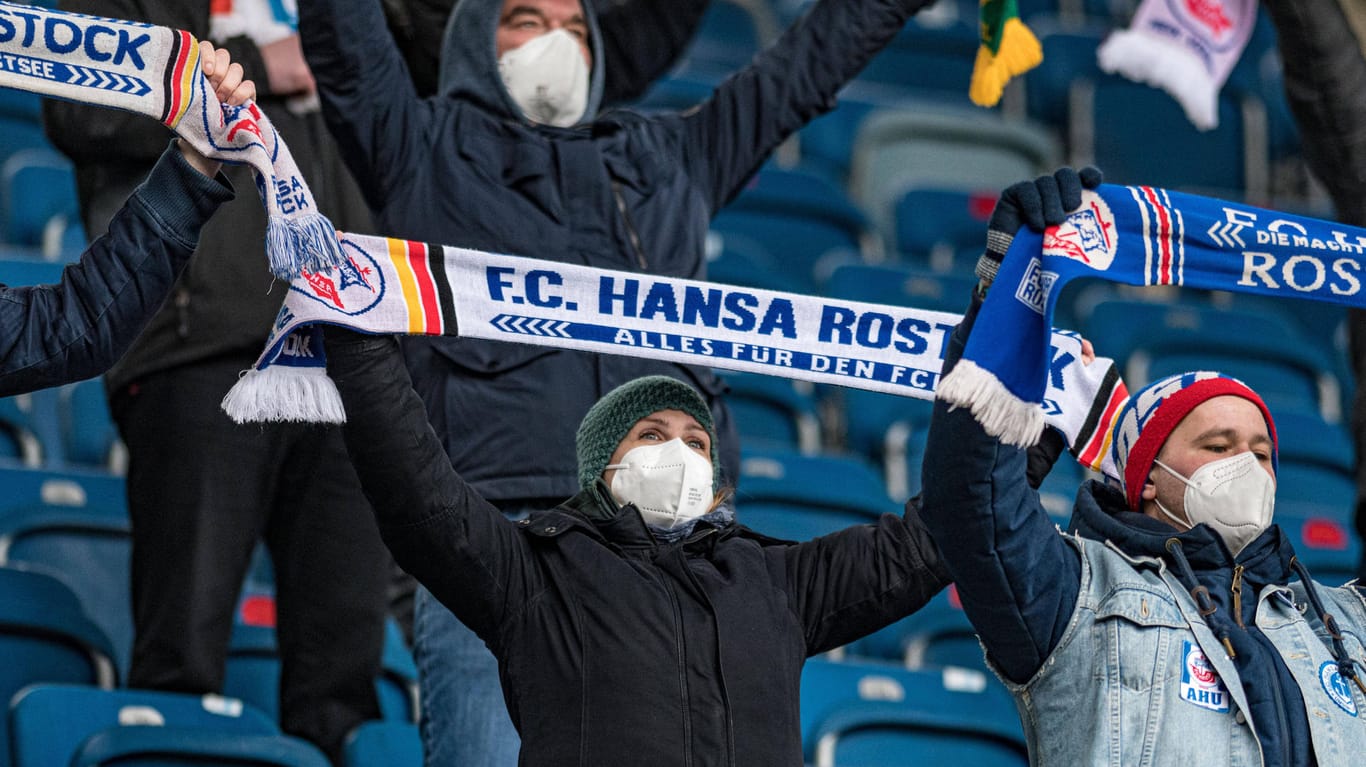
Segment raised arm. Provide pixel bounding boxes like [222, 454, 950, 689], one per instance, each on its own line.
[680, 0, 933, 210]
[323, 328, 542, 642]
[0, 142, 232, 396]
[297, 0, 426, 207]
[782, 501, 950, 655]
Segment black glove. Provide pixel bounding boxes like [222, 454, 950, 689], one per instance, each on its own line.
[975, 166, 1104, 292]
[1025, 427, 1067, 490]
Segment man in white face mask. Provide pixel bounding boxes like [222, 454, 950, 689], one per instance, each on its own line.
[494, 0, 592, 126]
[920, 185, 1366, 767]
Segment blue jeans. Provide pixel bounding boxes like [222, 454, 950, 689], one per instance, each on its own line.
[415, 503, 540, 767]
[414, 586, 519, 767]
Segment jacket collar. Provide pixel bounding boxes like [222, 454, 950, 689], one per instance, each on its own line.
[1071, 480, 1297, 585]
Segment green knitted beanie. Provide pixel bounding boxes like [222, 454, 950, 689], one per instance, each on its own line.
[576, 375, 719, 490]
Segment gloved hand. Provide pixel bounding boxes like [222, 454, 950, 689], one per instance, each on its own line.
[975, 166, 1104, 292]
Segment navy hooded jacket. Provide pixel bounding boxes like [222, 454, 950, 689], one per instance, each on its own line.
[297, 0, 931, 500]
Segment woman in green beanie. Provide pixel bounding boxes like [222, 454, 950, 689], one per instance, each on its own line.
[322, 327, 951, 767]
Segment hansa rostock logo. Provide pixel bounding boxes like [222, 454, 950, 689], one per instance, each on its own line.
[1043, 190, 1118, 271]
[290, 239, 385, 315]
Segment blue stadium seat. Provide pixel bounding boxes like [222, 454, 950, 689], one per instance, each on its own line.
[849, 107, 1059, 238]
[712, 166, 871, 292]
[225, 600, 420, 724]
[716, 370, 822, 453]
[734, 446, 898, 540]
[10, 684, 277, 767]
[847, 585, 985, 671]
[800, 658, 1027, 766]
[703, 231, 806, 294]
[1082, 298, 1342, 420]
[0, 388, 64, 467]
[672, 0, 777, 78]
[70, 728, 332, 767]
[1, 148, 83, 257]
[0, 396, 42, 466]
[1073, 78, 1268, 198]
[61, 378, 123, 470]
[628, 73, 717, 113]
[839, 388, 935, 500]
[795, 95, 885, 186]
[1019, 20, 1108, 129]
[0, 567, 117, 763]
[893, 187, 996, 270]
[822, 262, 977, 315]
[343, 721, 422, 767]
[0, 464, 130, 670]
[854, 15, 979, 108]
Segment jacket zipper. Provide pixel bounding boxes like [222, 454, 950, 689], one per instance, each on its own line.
[676, 538, 736, 764]
[661, 570, 694, 765]
[1231, 565, 1245, 628]
[612, 181, 648, 269]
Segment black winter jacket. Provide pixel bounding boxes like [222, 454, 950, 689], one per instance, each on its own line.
[324, 329, 951, 767]
[299, 0, 932, 500]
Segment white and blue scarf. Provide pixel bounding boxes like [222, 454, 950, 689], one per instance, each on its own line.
[939, 183, 1366, 452]
[222, 232, 1129, 477]
[0, 1, 342, 278]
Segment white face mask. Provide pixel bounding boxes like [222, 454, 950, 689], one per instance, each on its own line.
[1153, 452, 1275, 556]
[497, 28, 589, 127]
[606, 438, 714, 530]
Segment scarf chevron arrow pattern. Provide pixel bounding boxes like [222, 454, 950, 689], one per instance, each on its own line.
[939, 183, 1366, 456]
[222, 233, 1129, 477]
[0, 1, 343, 278]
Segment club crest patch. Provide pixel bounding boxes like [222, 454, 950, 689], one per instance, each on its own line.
[1319, 662, 1359, 716]
[1180, 640, 1230, 713]
[1042, 190, 1117, 271]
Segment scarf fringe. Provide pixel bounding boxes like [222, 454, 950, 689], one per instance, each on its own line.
[936, 359, 1045, 447]
[970, 17, 1043, 108]
[265, 213, 347, 280]
[1097, 28, 1218, 130]
[221, 366, 346, 424]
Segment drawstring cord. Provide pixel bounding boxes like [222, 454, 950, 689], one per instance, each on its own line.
[1166, 538, 1237, 659]
[1290, 556, 1366, 698]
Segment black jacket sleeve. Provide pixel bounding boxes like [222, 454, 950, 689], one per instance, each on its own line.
[782, 499, 951, 655]
[324, 327, 543, 643]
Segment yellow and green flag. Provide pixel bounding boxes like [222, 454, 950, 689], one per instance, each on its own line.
[969, 0, 1042, 107]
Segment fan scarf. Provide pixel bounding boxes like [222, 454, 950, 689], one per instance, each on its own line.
[221, 234, 1129, 478]
[1097, 0, 1258, 130]
[969, 0, 1042, 108]
[0, 1, 343, 278]
[938, 183, 1366, 458]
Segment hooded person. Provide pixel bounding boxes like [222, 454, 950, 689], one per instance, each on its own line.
[295, 0, 939, 762]
[919, 171, 1366, 767]
[320, 325, 952, 766]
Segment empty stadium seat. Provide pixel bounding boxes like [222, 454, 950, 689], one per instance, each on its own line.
[800, 658, 1027, 767]
[0, 464, 130, 667]
[847, 585, 984, 671]
[10, 684, 277, 767]
[1071, 78, 1269, 199]
[838, 388, 936, 501]
[1274, 501, 1359, 587]
[711, 166, 871, 292]
[343, 721, 422, 767]
[61, 378, 124, 471]
[823, 262, 977, 316]
[0, 567, 117, 763]
[893, 187, 996, 270]
[1, 148, 83, 258]
[673, 0, 778, 78]
[716, 370, 822, 453]
[735, 446, 899, 541]
[703, 231, 806, 294]
[0, 389, 63, 467]
[854, 14, 979, 107]
[225, 600, 420, 725]
[848, 108, 1059, 238]
[70, 728, 332, 767]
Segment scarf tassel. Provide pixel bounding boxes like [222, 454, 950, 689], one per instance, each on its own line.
[1097, 28, 1219, 130]
[970, 16, 1043, 108]
[221, 365, 347, 424]
[936, 359, 1045, 448]
[265, 212, 347, 280]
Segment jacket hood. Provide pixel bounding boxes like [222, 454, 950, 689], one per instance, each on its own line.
[1069, 479, 1297, 582]
[438, 0, 606, 125]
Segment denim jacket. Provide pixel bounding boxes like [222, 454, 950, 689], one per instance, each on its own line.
[1003, 532, 1366, 766]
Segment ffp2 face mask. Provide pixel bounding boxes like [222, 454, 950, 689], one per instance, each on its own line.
[606, 439, 714, 530]
[498, 28, 588, 127]
[1154, 452, 1275, 556]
